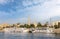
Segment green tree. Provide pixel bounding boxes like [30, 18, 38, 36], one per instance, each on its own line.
[12, 24, 16, 27]
[30, 24, 35, 28]
[17, 23, 20, 25]
[43, 22, 48, 27]
[16, 23, 20, 28]
[37, 23, 42, 27]
[24, 24, 30, 28]
[54, 24, 58, 29]
[20, 25, 24, 28]
[6, 26, 10, 28]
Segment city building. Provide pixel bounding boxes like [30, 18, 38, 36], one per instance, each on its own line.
[52, 21, 60, 26]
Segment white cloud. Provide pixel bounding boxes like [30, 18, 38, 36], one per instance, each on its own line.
[23, 0, 60, 22]
[0, 0, 14, 5]
[0, 0, 60, 24]
[44, 0, 60, 17]
[22, 0, 32, 7]
[22, 0, 45, 7]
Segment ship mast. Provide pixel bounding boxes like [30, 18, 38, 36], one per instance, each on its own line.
[50, 17, 51, 26]
[28, 16, 30, 26]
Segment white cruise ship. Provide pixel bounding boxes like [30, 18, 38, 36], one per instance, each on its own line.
[3, 28, 29, 34]
[33, 27, 54, 33]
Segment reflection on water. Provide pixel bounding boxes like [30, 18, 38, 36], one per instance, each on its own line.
[0, 32, 60, 39]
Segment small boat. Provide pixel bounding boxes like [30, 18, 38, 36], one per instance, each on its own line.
[28, 31, 32, 33]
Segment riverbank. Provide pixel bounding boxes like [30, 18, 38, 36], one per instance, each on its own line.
[0, 28, 60, 34]
[53, 28, 60, 34]
[0, 30, 4, 32]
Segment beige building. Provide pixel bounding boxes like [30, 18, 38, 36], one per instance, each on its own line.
[52, 21, 60, 26]
[0, 24, 10, 28]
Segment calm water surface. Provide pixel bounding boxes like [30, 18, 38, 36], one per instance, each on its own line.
[0, 32, 60, 39]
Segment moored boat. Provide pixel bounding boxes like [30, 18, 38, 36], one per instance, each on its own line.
[3, 28, 29, 34]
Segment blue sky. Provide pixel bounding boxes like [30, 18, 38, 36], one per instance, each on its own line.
[0, 0, 60, 24]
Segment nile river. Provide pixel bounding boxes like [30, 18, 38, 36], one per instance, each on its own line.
[0, 32, 60, 39]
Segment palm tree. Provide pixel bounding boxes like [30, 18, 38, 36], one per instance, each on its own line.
[16, 23, 20, 28]
[37, 22, 42, 27]
[30, 24, 35, 28]
[20, 25, 24, 28]
[24, 24, 30, 28]
[43, 22, 48, 27]
[12, 24, 16, 28]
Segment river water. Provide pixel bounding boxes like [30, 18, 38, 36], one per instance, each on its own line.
[0, 32, 60, 39]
